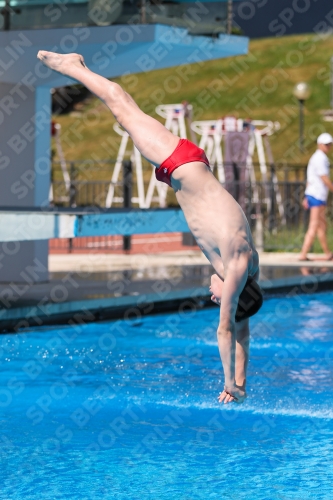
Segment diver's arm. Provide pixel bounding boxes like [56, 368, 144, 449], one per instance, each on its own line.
[235, 318, 250, 390]
[217, 257, 248, 404]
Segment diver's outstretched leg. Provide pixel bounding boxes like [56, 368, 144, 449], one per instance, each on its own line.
[37, 51, 179, 166]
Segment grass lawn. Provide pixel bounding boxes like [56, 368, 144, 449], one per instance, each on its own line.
[264, 224, 333, 253]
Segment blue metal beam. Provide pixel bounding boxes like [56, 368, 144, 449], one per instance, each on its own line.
[0, 209, 190, 242]
[0, 24, 248, 87]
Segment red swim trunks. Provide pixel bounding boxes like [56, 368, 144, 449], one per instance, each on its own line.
[155, 139, 210, 187]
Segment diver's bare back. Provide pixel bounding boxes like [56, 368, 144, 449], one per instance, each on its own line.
[171, 161, 259, 279]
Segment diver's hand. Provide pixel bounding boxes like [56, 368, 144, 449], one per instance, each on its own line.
[210, 293, 220, 305]
[209, 277, 222, 305]
[218, 385, 247, 404]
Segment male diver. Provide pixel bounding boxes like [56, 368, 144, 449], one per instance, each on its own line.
[37, 51, 263, 404]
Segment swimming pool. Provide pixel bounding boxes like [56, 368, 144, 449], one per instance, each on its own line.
[1, 292, 333, 499]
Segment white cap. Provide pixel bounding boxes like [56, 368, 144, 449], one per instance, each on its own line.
[317, 133, 333, 145]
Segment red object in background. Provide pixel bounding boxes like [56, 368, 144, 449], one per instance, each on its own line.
[51, 121, 57, 137]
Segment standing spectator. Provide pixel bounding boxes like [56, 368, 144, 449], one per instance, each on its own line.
[299, 133, 333, 261]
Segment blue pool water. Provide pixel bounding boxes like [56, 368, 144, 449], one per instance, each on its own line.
[1, 292, 333, 499]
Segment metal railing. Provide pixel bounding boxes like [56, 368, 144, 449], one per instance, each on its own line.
[51, 160, 308, 207]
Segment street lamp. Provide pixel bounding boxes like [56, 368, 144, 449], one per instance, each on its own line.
[293, 82, 311, 154]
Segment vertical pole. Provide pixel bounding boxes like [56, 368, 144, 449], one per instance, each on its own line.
[227, 0, 233, 34]
[140, 0, 146, 24]
[269, 165, 275, 232]
[50, 165, 54, 205]
[69, 162, 76, 207]
[255, 201, 264, 252]
[3, 0, 11, 30]
[331, 56, 333, 110]
[284, 167, 288, 183]
[69, 162, 76, 254]
[123, 160, 132, 251]
[299, 99, 304, 154]
[2, 0, 20, 30]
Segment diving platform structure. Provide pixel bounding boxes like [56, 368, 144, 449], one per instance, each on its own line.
[191, 117, 285, 220]
[106, 105, 285, 225]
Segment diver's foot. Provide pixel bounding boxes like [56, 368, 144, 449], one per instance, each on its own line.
[37, 51, 86, 76]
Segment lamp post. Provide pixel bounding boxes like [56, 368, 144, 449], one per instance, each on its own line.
[293, 82, 311, 154]
[227, 0, 233, 34]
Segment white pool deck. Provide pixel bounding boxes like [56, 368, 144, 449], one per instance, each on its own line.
[49, 251, 333, 273]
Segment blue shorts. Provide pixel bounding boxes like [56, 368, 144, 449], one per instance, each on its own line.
[305, 195, 326, 208]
